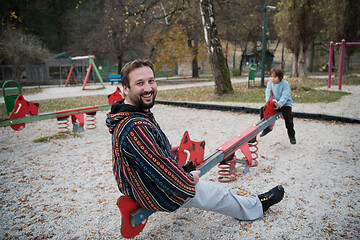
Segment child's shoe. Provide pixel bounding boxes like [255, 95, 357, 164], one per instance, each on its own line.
[260, 127, 272, 137]
[289, 136, 296, 144]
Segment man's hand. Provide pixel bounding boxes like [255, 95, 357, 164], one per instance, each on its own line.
[170, 145, 179, 158]
[190, 170, 200, 184]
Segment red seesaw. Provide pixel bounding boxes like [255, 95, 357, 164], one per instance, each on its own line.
[9, 95, 40, 131]
[116, 99, 282, 238]
[2, 87, 123, 131]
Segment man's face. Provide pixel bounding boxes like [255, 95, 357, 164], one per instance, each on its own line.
[123, 66, 157, 111]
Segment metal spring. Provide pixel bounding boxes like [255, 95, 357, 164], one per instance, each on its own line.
[217, 154, 237, 183]
[242, 140, 259, 167]
[85, 112, 97, 130]
[57, 116, 70, 133]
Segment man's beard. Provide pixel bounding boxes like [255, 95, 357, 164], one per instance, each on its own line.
[137, 91, 156, 110]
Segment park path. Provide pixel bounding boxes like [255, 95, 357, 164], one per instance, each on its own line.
[3, 75, 359, 119]
[0, 76, 250, 103]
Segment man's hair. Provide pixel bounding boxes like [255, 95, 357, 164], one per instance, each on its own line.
[270, 67, 284, 81]
[120, 59, 155, 88]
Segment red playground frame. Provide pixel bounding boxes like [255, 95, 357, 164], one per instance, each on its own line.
[328, 39, 360, 90]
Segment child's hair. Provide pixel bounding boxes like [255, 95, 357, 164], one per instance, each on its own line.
[270, 67, 284, 81]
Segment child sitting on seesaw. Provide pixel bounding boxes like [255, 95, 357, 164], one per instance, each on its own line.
[260, 67, 296, 144]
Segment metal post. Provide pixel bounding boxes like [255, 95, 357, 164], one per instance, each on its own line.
[328, 41, 334, 88]
[338, 39, 345, 90]
[260, 5, 267, 88]
[233, 55, 236, 74]
[260, 5, 276, 88]
[90, 58, 106, 89]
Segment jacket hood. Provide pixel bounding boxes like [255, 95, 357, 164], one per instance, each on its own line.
[105, 99, 152, 133]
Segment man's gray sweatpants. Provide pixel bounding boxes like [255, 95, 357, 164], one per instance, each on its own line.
[181, 180, 264, 220]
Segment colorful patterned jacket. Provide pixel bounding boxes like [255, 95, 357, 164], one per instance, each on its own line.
[106, 100, 196, 212]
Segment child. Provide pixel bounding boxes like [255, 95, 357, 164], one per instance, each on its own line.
[260, 67, 296, 144]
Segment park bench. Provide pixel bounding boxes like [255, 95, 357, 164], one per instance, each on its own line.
[108, 74, 121, 85]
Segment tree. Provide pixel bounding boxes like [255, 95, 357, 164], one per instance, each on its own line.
[328, 0, 360, 74]
[274, 0, 322, 77]
[66, 0, 149, 72]
[178, 1, 207, 78]
[146, 24, 193, 72]
[66, 0, 193, 74]
[0, 29, 50, 81]
[145, 1, 207, 78]
[213, 0, 279, 75]
[1, 0, 78, 52]
[200, 0, 233, 95]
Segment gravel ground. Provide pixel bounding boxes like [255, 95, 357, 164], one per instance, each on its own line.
[0, 84, 359, 239]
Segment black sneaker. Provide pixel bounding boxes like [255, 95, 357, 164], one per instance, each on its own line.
[289, 136, 296, 144]
[258, 185, 284, 212]
[260, 127, 272, 137]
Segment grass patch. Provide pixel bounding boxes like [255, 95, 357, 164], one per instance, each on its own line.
[156, 76, 354, 103]
[33, 131, 80, 143]
[36, 95, 109, 113]
[33, 132, 68, 142]
[0, 95, 109, 118]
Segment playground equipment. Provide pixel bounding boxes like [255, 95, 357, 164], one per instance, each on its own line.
[248, 64, 257, 88]
[66, 55, 105, 90]
[217, 91, 276, 182]
[0, 86, 124, 131]
[2, 80, 22, 115]
[56, 106, 99, 133]
[8, 95, 39, 131]
[107, 86, 123, 104]
[116, 100, 282, 238]
[328, 39, 360, 90]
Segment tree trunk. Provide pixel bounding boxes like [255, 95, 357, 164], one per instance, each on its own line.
[290, 41, 307, 78]
[344, 50, 351, 74]
[192, 56, 199, 78]
[189, 35, 200, 78]
[13, 65, 22, 83]
[200, 0, 233, 95]
[239, 45, 247, 76]
[281, 44, 285, 70]
[309, 40, 315, 72]
[298, 41, 307, 77]
[290, 52, 298, 77]
[117, 53, 123, 74]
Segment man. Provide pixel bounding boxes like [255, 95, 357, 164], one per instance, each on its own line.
[106, 59, 284, 221]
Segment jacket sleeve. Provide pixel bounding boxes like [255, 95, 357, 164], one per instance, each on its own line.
[278, 81, 291, 108]
[265, 81, 272, 102]
[126, 123, 196, 198]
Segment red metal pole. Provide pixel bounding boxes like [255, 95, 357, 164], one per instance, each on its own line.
[338, 39, 345, 90]
[82, 56, 95, 90]
[328, 41, 334, 88]
[65, 61, 76, 87]
[344, 42, 360, 46]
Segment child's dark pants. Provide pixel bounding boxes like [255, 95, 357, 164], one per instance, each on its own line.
[260, 106, 295, 138]
[280, 106, 295, 138]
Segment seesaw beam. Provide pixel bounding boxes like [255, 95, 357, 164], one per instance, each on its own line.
[129, 112, 282, 227]
[0, 104, 111, 128]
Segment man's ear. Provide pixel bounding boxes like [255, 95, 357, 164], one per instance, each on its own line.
[123, 85, 129, 96]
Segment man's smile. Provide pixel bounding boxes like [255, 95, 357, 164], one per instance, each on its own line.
[141, 92, 153, 101]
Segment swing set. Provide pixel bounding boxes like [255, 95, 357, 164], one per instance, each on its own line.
[328, 39, 360, 90]
[65, 55, 105, 90]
